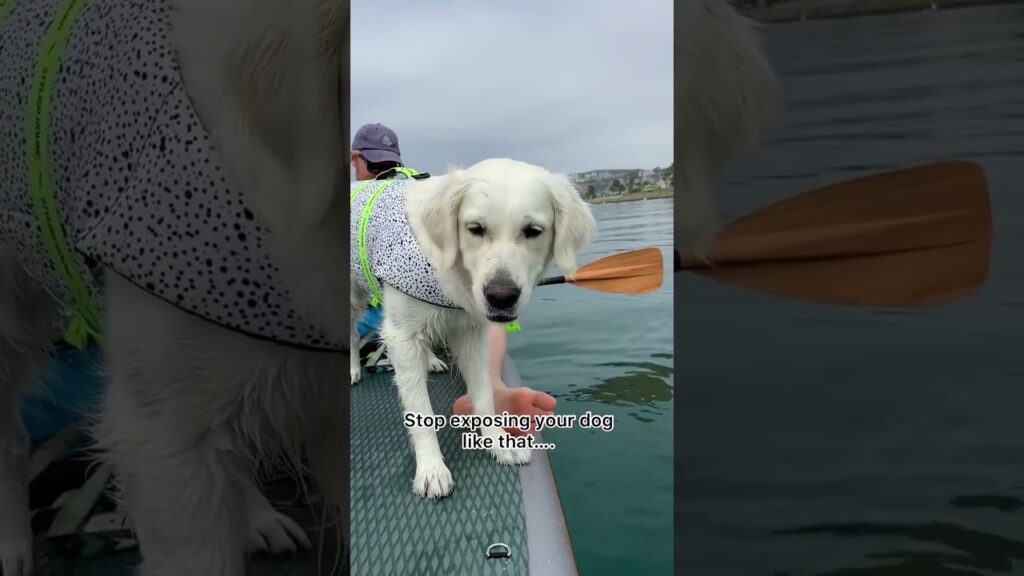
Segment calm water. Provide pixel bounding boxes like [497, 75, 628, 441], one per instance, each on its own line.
[509, 199, 674, 575]
[680, 4, 1024, 576]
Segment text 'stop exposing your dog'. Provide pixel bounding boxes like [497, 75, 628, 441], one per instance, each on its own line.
[0, 0, 339, 351]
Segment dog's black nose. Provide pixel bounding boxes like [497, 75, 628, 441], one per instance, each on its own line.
[484, 280, 521, 310]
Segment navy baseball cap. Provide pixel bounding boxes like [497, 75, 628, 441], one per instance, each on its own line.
[352, 123, 403, 164]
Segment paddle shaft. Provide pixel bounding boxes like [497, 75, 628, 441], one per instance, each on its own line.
[538, 275, 569, 287]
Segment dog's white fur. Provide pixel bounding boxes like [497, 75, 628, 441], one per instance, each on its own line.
[0, 1, 346, 575]
[350, 159, 596, 499]
[677, 0, 778, 254]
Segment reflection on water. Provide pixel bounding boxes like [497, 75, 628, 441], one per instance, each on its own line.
[564, 358, 674, 423]
[777, 512, 1024, 575]
[774, 495, 1024, 574]
[949, 494, 1023, 513]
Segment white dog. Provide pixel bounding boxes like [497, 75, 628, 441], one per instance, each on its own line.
[349, 159, 596, 499]
[678, 0, 779, 254]
[1, 0, 345, 575]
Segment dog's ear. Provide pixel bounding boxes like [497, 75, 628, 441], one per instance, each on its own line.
[546, 173, 596, 275]
[420, 170, 470, 271]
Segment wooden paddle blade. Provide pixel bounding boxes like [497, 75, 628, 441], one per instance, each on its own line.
[566, 246, 665, 294]
[680, 161, 991, 306]
[567, 272, 664, 294]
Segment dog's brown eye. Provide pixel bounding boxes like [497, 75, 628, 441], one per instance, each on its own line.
[523, 225, 544, 239]
[467, 223, 486, 237]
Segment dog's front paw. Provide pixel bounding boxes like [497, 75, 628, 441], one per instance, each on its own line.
[0, 529, 32, 576]
[480, 426, 532, 466]
[350, 364, 362, 386]
[488, 444, 532, 466]
[427, 354, 448, 373]
[247, 503, 311, 556]
[412, 459, 454, 499]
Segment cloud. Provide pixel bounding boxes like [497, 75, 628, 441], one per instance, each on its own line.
[351, 0, 673, 175]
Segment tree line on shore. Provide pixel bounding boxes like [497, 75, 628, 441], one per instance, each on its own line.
[571, 163, 674, 200]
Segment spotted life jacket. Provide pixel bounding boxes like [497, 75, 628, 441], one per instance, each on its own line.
[0, 0, 340, 352]
[349, 176, 459, 309]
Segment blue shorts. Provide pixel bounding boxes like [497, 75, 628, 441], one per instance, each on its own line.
[20, 345, 103, 445]
[357, 305, 383, 339]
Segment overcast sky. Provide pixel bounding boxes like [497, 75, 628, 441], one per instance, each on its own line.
[351, 0, 672, 176]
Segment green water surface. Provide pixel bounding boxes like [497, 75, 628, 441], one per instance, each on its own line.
[509, 198, 674, 576]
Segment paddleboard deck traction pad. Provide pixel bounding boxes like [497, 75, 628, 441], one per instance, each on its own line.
[350, 369, 530, 576]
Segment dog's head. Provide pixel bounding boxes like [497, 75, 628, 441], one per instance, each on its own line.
[420, 158, 596, 323]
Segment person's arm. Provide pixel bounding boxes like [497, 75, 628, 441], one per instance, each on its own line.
[488, 323, 508, 386]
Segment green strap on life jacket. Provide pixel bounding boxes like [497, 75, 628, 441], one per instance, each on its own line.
[350, 180, 374, 203]
[351, 167, 422, 306]
[351, 180, 394, 307]
[392, 167, 419, 179]
[25, 0, 102, 349]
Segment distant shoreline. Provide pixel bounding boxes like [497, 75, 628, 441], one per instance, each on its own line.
[588, 190, 673, 205]
[740, 0, 1018, 23]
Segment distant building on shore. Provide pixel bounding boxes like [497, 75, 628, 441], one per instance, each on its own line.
[569, 166, 672, 199]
